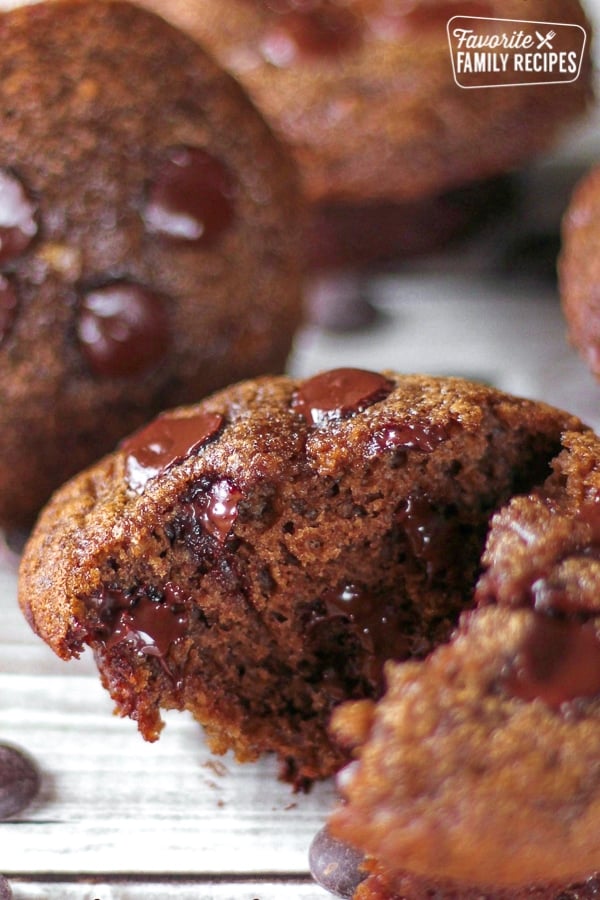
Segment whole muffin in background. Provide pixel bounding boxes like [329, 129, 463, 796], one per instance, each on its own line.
[560, 164, 600, 379]
[18, 368, 583, 786]
[0, 0, 303, 530]
[140, 0, 593, 206]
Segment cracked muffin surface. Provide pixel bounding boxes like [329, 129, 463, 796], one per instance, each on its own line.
[18, 369, 583, 785]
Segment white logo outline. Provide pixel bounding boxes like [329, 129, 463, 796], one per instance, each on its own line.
[446, 16, 587, 89]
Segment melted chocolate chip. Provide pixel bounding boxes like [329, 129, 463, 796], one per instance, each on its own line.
[91, 583, 189, 659]
[309, 826, 367, 899]
[505, 614, 600, 708]
[321, 583, 411, 680]
[202, 479, 244, 541]
[292, 368, 394, 426]
[144, 146, 235, 245]
[0, 743, 40, 819]
[0, 275, 17, 346]
[260, 2, 362, 66]
[372, 420, 451, 454]
[121, 411, 225, 493]
[0, 169, 37, 264]
[396, 494, 462, 583]
[171, 477, 244, 548]
[77, 281, 170, 379]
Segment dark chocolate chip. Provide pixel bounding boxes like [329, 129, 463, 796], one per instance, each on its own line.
[202, 479, 243, 542]
[92, 582, 189, 659]
[143, 146, 235, 245]
[309, 826, 367, 899]
[260, 3, 362, 65]
[77, 281, 170, 378]
[316, 583, 412, 684]
[371, 421, 451, 454]
[504, 614, 600, 708]
[121, 411, 225, 492]
[292, 368, 394, 426]
[0, 743, 40, 819]
[0, 169, 37, 264]
[304, 275, 378, 333]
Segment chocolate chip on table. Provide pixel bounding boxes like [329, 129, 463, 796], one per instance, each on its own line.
[0, 743, 40, 819]
[304, 274, 379, 333]
[309, 825, 367, 898]
[0, 876, 12, 900]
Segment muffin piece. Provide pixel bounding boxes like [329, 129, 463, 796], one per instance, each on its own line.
[329, 429, 600, 895]
[140, 0, 593, 205]
[18, 369, 583, 784]
[560, 164, 600, 379]
[0, 0, 303, 530]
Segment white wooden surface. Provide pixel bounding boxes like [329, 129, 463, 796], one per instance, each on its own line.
[1, 1, 600, 898]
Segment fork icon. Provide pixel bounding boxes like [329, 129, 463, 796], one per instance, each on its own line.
[536, 29, 556, 49]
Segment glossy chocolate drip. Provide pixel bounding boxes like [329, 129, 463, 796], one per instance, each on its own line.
[321, 583, 411, 680]
[0, 169, 37, 264]
[171, 477, 244, 548]
[202, 479, 243, 541]
[396, 494, 460, 582]
[121, 411, 225, 493]
[91, 582, 188, 659]
[505, 614, 600, 708]
[0, 275, 17, 345]
[371, 420, 451, 453]
[77, 281, 170, 379]
[260, 2, 362, 65]
[144, 146, 235, 245]
[292, 368, 393, 426]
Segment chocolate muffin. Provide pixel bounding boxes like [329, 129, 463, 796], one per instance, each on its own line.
[140, 0, 593, 205]
[328, 428, 600, 897]
[560, 164, 600, 378]
[305, 176, 518, 271]
[0, 0, 303, 530]
[18, 368, 583, 784]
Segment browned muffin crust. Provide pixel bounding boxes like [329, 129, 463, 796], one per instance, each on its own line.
[560, 164, 600, 379]
[0, 0, 303, 529]
[19, 369, 583, 784]
[140, 0, 593, 205]
[329, 429, 600, 893]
